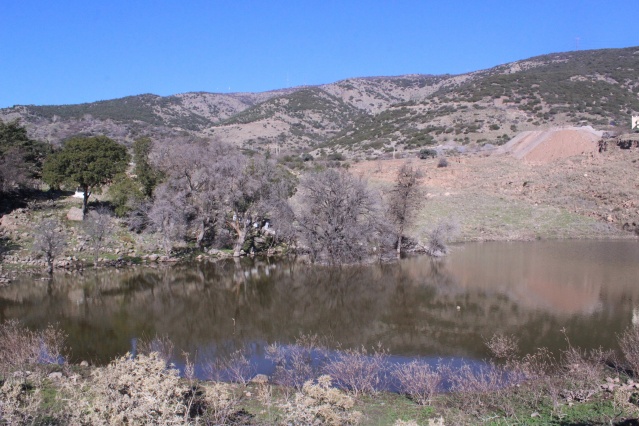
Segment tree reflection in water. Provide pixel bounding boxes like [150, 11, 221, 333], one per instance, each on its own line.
[1, 241, 639, 377]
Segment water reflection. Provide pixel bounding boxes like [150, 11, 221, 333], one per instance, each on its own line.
[1, 240, 638, 370]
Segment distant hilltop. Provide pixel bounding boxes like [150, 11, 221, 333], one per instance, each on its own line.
[2, 46, 639, 159]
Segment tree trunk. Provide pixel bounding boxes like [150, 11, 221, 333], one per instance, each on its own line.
[396, 222, 404, 256]
[82, 185, 90, 217]
[233, 228, 247, 257]
[46, 255, 53, 275]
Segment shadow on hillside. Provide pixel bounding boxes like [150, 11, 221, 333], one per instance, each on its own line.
[0, 189, 74, 216]
[0, 234, 21, 258]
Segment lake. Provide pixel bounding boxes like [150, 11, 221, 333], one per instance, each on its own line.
[1, 240, 638, 378]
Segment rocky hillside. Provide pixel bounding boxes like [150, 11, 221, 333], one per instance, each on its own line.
[2, 47, 638, 154]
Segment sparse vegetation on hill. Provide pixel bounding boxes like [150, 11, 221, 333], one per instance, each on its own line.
[2, 47, 639, 155]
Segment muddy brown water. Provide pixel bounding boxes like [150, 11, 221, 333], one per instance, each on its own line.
[1, 240, 638, 376]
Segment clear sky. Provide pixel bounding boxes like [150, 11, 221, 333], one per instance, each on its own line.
[1, 0, 637, 108]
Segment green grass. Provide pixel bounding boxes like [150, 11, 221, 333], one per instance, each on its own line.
[412, 193, 619, 241]
[356, 393, 439, 425]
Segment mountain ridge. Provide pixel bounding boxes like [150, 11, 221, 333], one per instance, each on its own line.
[2, 46, 638, 156]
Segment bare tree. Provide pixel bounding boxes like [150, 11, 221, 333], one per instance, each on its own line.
[33, 219, 66, 274]
[225, 157, 296, 256]
[84, 207, 114, 266]
[147, 183, 188, 256]
[151, 138, 296, 255]
[387, 163, 423, 256]
[296, 169, 387, 265]
[152, 138, 241, 249]
[423, 219, 459, 257]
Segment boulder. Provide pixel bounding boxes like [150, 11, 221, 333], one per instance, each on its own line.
[48, 372, 63, 380]
[67, 207, 84, 221]
[250, 374, 269, 385]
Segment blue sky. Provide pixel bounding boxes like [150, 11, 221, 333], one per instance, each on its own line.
[1, 0, 637, 108]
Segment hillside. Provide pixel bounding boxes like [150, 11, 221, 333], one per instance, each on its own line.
[1, 47, 638, 154]
[0, 89, 297, 146]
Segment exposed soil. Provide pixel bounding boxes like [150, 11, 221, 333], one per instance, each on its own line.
[352, 128, 639, 241]
[496, 126, 602, 163]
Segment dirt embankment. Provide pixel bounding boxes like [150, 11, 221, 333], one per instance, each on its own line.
[495, 126, 602, 163]
[351, 127, 639, 241]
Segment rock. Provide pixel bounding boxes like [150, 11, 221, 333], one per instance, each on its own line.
[48, 372, 63, 380]
[148, 254, 159, 262]
[80, 360, 89, 367]
[67, 207, 84, 221]
[250, 374, 269, 385]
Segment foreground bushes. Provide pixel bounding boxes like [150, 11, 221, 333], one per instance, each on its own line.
[4, 322, 639, 424]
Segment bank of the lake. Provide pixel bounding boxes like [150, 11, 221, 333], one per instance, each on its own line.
[3, 240, 639, 424]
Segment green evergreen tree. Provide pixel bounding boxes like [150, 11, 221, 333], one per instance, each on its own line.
[132, 137, 161, 197]
[43, 136, 129, 216]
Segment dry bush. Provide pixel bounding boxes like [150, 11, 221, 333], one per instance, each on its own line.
[484, 333, 519, 361]
[560, 345, 611, 395]
[32, 218, 67, 274]
[206, 349, 254, 386]
[619, 325, 639, 376]
[137, 334, 175, 364]
[63, 352, 190, 425]
[557, 330, 610, 394]
[392, 360, 446, 405]
[0, 378, 42, 425]
[198, 382, 242, 425]
[447, 362, 513, 419]
[0, 320, 66, 378]
[323, 345, 388, 396]
[424, 220, 459, 257]
[509, 346, 555, 381]
[84, 207, 114, 266]
[280, 375, 362, 425]
[266, 334, 329, 391]
[449, 362, 510, 395]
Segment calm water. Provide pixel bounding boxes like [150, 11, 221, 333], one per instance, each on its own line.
[1, 240, 638, 374]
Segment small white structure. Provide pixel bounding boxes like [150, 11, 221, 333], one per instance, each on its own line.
[73, 188, 84, 199]
[632, 116, 639, 130]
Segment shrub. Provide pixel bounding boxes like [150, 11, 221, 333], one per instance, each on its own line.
[424, 220, 459, 257]
[0, 378, 42, 425]
[392, 361, 446, 405]
[449, 362, 510, 395]
[484, 333, 519, 361]
[67, 352, 189, 425]
[206, 349, 254, 386]
[619, 326, 639, 375]
[280, 375, 362, 425]
[437, 157, 449, 168]
[0, 320, 66, 378]
[266, 334, 329, 391]
[137, 334, 175, 364]
[323, 345, 388, 396]
[418, 148, 437, 159]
